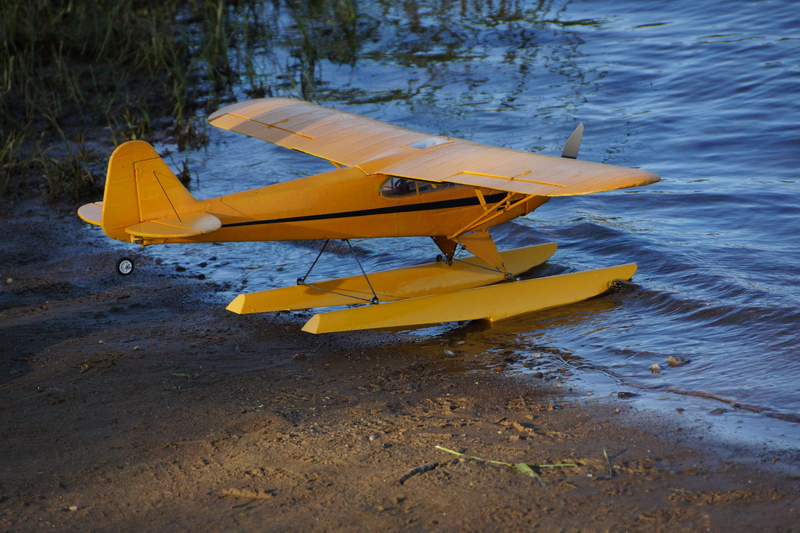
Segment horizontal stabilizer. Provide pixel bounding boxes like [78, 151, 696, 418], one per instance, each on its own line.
[77, 202, 103, 226]
[302, 263, 637, 334]
[125, 212, 221, 239]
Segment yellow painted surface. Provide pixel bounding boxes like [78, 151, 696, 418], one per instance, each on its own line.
[82, 98, 657, 250]
[77, 100, 658, 331]
[209, 98, 660, 198]
[227, 243, 557, 314]
[77, 202, 102, 225]
[301, 263, 637, 334]
[124, 212, 221, 239]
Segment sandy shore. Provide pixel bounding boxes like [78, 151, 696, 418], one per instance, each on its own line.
[1, 198, 797, 532]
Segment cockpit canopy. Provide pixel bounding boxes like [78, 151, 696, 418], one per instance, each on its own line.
[381, 176, 460, 198]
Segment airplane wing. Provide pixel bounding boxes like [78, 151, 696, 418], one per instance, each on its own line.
[208, 98, 659, 197]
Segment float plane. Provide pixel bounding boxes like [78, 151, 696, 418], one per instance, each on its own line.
[78, 98, 659, 333]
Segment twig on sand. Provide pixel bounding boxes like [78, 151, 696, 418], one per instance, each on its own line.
[435, 445, 576, 484]
[603, 447, 627, 477]
[603, 447, 614, 477]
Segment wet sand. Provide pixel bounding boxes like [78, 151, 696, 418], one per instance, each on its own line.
[1, 199, 798, 532]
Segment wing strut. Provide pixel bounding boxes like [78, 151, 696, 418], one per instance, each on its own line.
[449, 191, 535, 239]
[297, 239, 380, 305]
[455, 230, 511, 278]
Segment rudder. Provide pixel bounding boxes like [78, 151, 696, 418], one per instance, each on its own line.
[100, 141, 199, 242]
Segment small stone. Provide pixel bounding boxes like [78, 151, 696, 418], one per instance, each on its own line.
[666, 355, 690, 367]
[133, 346, 141, 351]
[175, 265, 186, 272]
[368, 434, 379, 441]
[492, 365, 505, 372]
[293, 353, 306, 361]
[709, 408, 727, 415]
[649, 363, 661, 374]
[531, 353, 543, 359]
[98, 340, 105, 344]
[617, 391, 637, 399]
[5, 278, 12, 284]
[68, 506, 79, 512]
[443, 349, 455, 357]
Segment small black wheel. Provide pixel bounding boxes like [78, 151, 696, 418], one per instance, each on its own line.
[116, 257, 134, 276]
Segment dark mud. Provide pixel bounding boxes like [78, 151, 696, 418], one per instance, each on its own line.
[0, 199, 798, 532]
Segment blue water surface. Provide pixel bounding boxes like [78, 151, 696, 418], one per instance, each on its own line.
[148, 0, 800, 448]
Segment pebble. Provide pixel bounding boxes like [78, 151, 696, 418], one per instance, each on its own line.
[650, 363, 661, 374]
[666, 355, 690, 367]
[293, 353, 306, 361]
[443, 349, 455, 357]
[5, 278, 12, 284]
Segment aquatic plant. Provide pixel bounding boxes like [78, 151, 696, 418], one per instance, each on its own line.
[0, 0, 373, 200]
[0, 0, 268, 199]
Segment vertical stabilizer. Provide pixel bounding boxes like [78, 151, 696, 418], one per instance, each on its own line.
[100, 141, 199, 242]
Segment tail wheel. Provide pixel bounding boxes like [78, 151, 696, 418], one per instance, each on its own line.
[116, 257, 134, 276]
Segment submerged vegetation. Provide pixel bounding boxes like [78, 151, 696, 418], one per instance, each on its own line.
[0, 0, 360, 201]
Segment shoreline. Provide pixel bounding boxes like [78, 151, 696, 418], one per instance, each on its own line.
[1, 198, 798, 531]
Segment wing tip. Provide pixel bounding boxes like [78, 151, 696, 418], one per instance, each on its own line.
[209, 97, 304, 122]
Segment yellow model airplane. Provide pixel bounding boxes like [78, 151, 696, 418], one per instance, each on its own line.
[78, 98, 659, 333]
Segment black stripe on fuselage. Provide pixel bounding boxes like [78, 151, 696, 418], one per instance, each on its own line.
[221, 192, 509, 228]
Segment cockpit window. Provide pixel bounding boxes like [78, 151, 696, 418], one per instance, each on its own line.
[381, 176, 460, 198]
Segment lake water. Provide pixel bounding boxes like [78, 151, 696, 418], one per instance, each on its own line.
[146, 0, 800, 450]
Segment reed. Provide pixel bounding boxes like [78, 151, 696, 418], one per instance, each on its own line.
[0, 0, 257, 200]
[1, 0, 364, 201]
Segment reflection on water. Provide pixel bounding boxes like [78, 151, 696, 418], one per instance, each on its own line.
[145, 0, 800, 448]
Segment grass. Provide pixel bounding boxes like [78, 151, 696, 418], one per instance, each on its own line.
[1, 0, 367, 202]
[0, 0, 254, 200]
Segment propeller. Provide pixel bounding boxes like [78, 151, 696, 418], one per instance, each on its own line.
[561, 122, 584, 159]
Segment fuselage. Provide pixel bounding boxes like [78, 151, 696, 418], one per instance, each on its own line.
[177, 165, 548, 244]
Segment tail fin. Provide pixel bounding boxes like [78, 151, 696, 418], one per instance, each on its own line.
[97, 140, 200, 241]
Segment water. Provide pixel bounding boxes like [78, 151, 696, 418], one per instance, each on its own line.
[145, 0, 800, 448]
